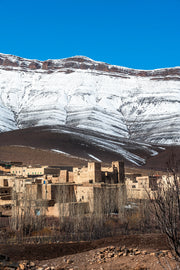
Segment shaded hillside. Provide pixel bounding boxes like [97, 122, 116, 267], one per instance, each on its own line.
[0, 125, 179, 170]
[0, 126, 162, 166]
[0, 145, 87, 167]
[142, 145, 180, 171]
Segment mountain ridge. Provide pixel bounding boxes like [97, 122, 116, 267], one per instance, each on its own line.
[0, 53, 180, 78]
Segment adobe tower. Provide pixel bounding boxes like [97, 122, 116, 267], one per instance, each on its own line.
[112, 161, 125, 184]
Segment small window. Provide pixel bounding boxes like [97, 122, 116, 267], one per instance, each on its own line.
[35, 209, 40, 216]
[4, 179, 8, 187]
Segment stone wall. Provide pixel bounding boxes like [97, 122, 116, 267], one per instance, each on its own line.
[26, 184, 42, 200]
[75, 183, 126, 214]
[42, 184, 76, 203]
[73, 167, 89, 183]
[59, 170, 68, 183]
[126, 176, 157, 200]
[75, 184, 94, 212]
[68, 171, 74, 182]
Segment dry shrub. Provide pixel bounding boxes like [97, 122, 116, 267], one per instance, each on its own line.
[31, 227, 52, 236]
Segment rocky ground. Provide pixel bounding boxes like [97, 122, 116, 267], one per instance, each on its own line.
[35, 245, 177, 270]
[0, 234, 180, 270]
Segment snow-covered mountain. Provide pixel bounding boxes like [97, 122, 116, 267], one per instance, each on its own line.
[0, 53, 180, 164]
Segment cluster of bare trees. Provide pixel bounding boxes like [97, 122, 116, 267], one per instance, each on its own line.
[147, 156, 180, 261]
[8, 182, 128, 241]
[56, 184, 127, 240]
[10, 182, 47, 237]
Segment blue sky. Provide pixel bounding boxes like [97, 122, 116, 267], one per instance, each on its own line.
[0, 0, 179, 69]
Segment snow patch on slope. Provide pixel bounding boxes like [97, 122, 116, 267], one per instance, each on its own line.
[51, 149, 70, 156]
[88, 154, 102, 162]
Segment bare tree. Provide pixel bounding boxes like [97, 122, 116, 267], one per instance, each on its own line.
[148, 167, 180, 260]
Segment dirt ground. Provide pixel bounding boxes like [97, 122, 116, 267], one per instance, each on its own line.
[37, 249, 177, 270]
[1, 233, 179, 270]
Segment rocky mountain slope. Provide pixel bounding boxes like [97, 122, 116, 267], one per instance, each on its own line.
[0, 53, 179, 165]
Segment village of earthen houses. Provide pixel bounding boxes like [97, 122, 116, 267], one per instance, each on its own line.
[0, 160, 172, 219]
